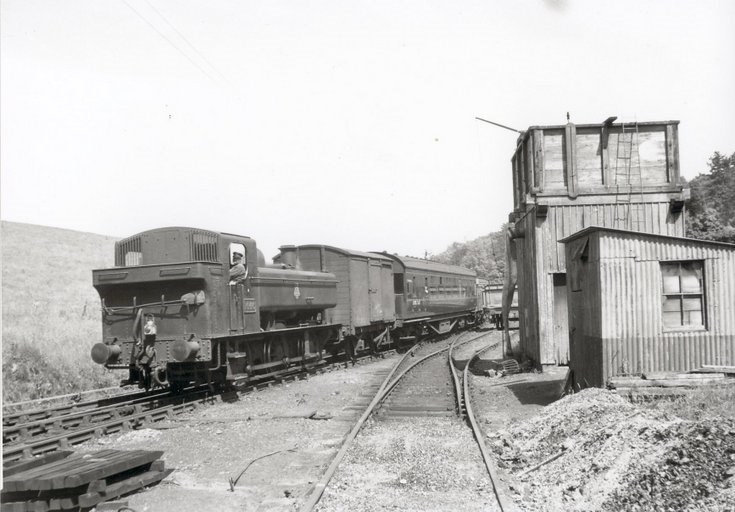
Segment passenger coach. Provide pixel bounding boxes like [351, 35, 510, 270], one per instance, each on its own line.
[378, 253, 481, 342]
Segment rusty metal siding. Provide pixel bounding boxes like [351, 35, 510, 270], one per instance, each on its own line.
[592, 231, 735, 382]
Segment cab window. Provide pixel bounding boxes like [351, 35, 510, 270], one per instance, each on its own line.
[229, 243, 246, 264]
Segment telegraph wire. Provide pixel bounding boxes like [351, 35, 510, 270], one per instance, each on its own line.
[141, 0, 232, 86]
[120, 0, 221, 86]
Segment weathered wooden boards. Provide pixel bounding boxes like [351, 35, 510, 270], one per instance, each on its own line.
[1, 450, 171, 511]
[608, 367, 735, 399]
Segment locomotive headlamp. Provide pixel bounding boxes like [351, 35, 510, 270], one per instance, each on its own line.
[143, 314, 157, 336]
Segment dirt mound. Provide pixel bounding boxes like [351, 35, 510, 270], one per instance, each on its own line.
[489, 388, 735, 511]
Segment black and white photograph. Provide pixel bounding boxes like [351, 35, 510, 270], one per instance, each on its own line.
[2, 1, 735, 510]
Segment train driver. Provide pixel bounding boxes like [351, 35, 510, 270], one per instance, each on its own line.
[229, 251, 248, 284]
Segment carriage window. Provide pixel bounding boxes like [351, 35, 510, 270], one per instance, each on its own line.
[661, 261, 705, 329]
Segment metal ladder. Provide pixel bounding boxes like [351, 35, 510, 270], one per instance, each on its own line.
[613, 122, 644, 231]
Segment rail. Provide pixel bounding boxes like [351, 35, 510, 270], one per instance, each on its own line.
[462, 340, 513, 511]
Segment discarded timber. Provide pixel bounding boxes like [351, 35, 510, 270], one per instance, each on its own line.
[642, 372, 726, 381]
[609, 375, 730, 389]
[689, 365, 735, 375]
[3, 452, 74, 478]
[1, 449, 171, 511]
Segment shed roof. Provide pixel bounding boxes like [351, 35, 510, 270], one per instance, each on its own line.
[559, 226, 735, 250]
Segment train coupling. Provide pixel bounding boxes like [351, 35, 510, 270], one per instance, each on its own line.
[91, 343, 122, 364]
[172, 339, 200, 362]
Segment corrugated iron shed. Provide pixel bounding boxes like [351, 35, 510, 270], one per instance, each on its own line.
[562, 227, 735, 387]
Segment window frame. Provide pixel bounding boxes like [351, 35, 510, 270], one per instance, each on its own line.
[229, 243, 247, 266]
[660, 260, 706, 332]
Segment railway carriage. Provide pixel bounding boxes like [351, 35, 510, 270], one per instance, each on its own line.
[378, 254, 481, 343]
[91, 227, 340, 391]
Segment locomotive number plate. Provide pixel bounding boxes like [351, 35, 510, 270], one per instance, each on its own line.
[243, 298, 256, 313]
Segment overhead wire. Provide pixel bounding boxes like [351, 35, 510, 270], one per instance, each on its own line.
[119, 0, 221, 86]
[141, 0, 232, 86]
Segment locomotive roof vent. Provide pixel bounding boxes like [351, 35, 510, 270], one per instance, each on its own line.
[115, 236, 142, 266]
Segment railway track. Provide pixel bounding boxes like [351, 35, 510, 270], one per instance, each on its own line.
[1, 352, 385, 464]
[302, 328, 515, 512]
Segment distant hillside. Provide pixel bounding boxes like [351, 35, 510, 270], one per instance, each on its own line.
[433, 226, 508, 283]
[2, 221, 119, 403]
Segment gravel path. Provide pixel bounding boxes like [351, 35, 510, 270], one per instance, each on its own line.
[315, 417, 502, 512]
[314, 330, 504, 512]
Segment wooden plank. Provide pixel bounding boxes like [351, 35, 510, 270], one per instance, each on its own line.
[2, 456, 167, 511]
[696, 365, 735, 373]
[77, 468, 173, 509]
[34, 450, 127, 491]
[534, 129, 544, 192]
[0, 502, 37, 512]
[565, 122, 577, 198]
[526, 132, 535, 190]
[666, 124, 678, 184]
[543, 132, 565, 189]
[643, 372, 725, 380]
[2, 453, 95, 492]
[94, 502, 130, 512]
[64, 450, 163, 488]
[9, 449, 128, 492]
[610, 377, 731, 388]
[601, 125, 610, 186]
[519, 140, 528, 202]
[3, 452, 73, 478]
[576, 132, 603, 187]
[511, 155, 519, 209]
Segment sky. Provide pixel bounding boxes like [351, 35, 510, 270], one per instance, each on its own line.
[2, 0, 734, 260]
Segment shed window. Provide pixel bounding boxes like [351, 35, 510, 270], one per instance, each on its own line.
[661, 261, 705, 329]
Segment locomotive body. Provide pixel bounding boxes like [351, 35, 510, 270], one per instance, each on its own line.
[91, 227, 339, 390]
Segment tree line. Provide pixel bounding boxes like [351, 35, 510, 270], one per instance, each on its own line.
[684, 151, 735, 244]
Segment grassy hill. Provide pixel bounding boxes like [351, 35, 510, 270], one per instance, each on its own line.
[2, 221, 120, 403]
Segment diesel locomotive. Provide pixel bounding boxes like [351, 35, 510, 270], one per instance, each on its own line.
[91, 227, 482, 390]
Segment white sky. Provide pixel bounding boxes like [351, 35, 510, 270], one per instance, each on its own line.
[2, 0, 734, 260]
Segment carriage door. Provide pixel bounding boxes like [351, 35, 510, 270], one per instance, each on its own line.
[229, 243, 246, 333]
[368, 260, 384, 322]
